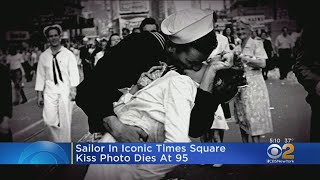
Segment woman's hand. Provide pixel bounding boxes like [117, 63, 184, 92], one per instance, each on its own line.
[129, 85, 139, 95]
[206, 60, 231, 72]
[221, 51, 234, 68]
[137, 72, 153, 89]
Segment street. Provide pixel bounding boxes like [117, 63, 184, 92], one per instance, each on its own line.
[10, 68, 311, 143]
[2, 68, 315, 179]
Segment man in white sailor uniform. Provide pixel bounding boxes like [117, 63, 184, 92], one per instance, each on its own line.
[35, 24, 80, 142]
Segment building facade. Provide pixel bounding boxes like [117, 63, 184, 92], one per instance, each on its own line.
[1, 0, 94, 48]
[79, 0, 300, 41]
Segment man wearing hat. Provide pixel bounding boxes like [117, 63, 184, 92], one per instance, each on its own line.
[82, 8, 231, 180]
[80, 37, 92, 80]
[35, 24, 80, 142]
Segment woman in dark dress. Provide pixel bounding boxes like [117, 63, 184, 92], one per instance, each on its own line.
[261, 30, 274, 80]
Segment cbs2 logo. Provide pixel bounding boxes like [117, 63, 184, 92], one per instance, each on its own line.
[18, 141, 69, 164]
[267, 144, 294, 159]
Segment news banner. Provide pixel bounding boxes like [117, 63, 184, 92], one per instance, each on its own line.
[0, 141, 320, 164]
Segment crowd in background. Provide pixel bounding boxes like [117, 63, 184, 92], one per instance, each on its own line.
[0, 15, 304, 142]
[0, 18, 301, 92]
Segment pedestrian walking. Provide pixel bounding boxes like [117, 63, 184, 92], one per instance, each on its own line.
[22, 48, 33, 82]
[6, 46, 28, 106]
[275, 27, 294, 80]
[79, 37, 92, 80]
[35, 24, 80, 142]
[0, 63, 13, 142]
[233, 19, 273, 143]
[261, 30, 274, 80]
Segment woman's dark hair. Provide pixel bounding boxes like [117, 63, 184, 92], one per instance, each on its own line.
[212, 67, 247, 103]
[222, 26, 234, 36]
[122, 28, 130, 33]
[260, 29, 268, 37]
[168, 30, 217, 58]
[223, 26, 235, 44]
[106, 33, 120, 48]
[139, 17, 159, 32]
[101, 38, 108, 43]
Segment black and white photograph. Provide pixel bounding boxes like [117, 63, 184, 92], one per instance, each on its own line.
[0, 0, 319, 179]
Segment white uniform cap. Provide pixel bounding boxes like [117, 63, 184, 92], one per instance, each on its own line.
[83, 37, 89, 41]
[161, 8, 214, 44]
[43, 24, 63, 37]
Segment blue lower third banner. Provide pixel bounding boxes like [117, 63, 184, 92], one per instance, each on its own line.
[1, 142, 320, 164]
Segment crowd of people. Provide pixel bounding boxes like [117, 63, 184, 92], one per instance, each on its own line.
[0, 6, 318, 180]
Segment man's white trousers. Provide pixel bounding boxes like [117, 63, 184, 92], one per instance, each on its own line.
[43, 93, 73, 142]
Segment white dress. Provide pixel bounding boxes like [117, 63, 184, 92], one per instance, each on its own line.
[233, 38, 273, 136]
[84, 71, 198, 180]
[35, 47, 80, 142]
[210, 104, 229, 130]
